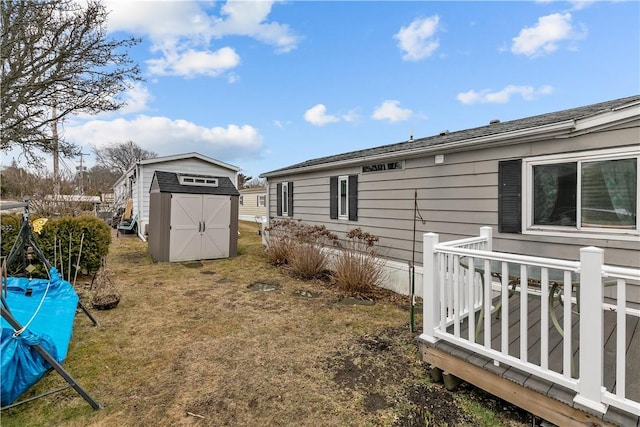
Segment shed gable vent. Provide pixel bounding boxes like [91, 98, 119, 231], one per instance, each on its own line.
[179, 175, 218, 187]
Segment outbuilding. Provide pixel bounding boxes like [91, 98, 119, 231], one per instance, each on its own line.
[148, 170, 240, 262]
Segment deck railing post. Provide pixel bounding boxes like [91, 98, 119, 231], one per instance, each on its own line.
[422, 232, 440, 343]
[479, 226, 492, 251]
[573, 246, 607, 414]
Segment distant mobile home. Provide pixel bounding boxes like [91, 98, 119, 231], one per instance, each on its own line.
[113, 152, 240, 241]
[261, 95, 640, 300]
[238, 187, 267, 222]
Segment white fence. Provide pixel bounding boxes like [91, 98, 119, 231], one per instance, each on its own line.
[420, 227, 640, 417]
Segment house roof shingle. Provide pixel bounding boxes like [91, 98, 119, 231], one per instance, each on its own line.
[152, 170, 240, 196]
[261, 95, 640, 177]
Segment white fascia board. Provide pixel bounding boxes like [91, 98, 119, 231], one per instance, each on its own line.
[139, 152, 240, 172]
[261, 120, 575, 178]
[573, 104, 640, 133]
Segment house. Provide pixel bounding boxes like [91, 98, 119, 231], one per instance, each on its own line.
[238, 187, 267, 222]
[260, 95, 640, 425]
[260, 95, 639, 300]
[112, 152, 240, 241]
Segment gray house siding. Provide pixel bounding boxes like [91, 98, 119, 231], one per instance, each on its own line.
[265, 118, 639, 274]
[269, 132, 640, 266]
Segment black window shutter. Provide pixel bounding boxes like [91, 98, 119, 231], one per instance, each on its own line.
[276, 183, 282, 216]
[287, 181, 294, 217]
[348, 175, 358, 221]
[329, 176, 338, 219]
[498, 159, 522, 233]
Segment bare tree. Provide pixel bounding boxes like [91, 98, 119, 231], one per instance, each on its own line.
[242, 177, 266, 188]
[92, 140, 157, 174]
[83, 164, 121, 195]
[0, 0, 141, 164]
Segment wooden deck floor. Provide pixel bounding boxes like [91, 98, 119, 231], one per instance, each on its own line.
[418, 294, 640, 427]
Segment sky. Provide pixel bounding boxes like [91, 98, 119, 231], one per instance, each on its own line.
[4, 0, 640, 180]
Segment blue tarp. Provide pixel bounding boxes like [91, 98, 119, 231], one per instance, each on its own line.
[1, 268, 79, 405]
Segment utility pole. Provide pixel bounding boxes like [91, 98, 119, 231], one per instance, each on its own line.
[52, 104, 60, 195]
[76, 152, 88, 195]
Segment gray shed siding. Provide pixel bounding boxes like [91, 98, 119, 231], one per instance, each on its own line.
[148, 192, 172, 262]
[267, 121, 639, 270]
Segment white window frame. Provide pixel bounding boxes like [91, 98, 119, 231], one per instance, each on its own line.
[179, 175, 218, 187]
[338, 175, 349, 219]
[257, 195, 266, 207]
[281, 182, 289, 216]
[523, 146, 639, 241]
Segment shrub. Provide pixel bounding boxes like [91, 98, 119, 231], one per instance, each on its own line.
[285, 224, 338, 280]
[264, 219, 338, 279]
[331, 228, 386, 296]
[1, 213, 111, 279]
[264, 219, 297, 265]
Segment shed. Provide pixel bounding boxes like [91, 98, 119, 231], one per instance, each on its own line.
[148, 171, 240, 262]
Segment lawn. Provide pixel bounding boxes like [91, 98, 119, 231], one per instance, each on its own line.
[1, 221, 531, 426]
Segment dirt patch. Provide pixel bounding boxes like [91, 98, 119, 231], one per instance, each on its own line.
[247, 279, 281, 292]
[325, 325, 532, 426]
[337, 296, 375, 306]
[182, 261, 203, 268]
[292, 289, 319, 298]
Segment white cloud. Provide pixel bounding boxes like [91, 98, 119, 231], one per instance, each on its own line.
[534, 0, 596, 11]
[394, 15, 440, 61]
[146, 47, 240, 78]
[212, 1, 300, 54]
[64, 115, 263, 161]
[457, 85, 554, 104]
[341, 109, 360, 123]
[371, 100, 413, 122]
[120, 82, 153, 114]
[104, 0, 299, 78]
[511, 13, 586, 57]
[304, 104, 340, 126]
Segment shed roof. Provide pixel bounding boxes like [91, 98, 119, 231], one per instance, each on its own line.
[261, 95, 640, 178]
[152, 171, 240, 196]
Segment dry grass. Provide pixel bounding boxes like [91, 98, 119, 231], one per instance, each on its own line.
[1, 221, 530, 427]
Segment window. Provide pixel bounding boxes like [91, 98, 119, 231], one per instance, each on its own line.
[257, 195, 266, 207]
[330, 175, 358, 220]
[239, 195, 244, 206]
[339, 176, 348, 218]
[276, 182, 293, 217]
[179, 175, 218, 187]
[511, 149, 639, 237]
[282, 183, 288, 215]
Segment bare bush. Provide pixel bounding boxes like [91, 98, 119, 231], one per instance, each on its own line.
[265, 219, 338, 279]
[287, 243, 327, 279]
[331, 228, 386, 296]
[263, 219, 297, 265]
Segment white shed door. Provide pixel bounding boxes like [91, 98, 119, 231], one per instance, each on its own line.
[169, 194, 231, 262]
[169, 194, 204, 262]
[202, 195, 230, 259]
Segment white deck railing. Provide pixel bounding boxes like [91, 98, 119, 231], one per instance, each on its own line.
[420, 227, 640, 418]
